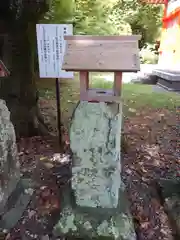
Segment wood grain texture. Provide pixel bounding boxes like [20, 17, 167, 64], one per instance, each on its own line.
[80, 71, 89, 94]
[114, 72, 122, 96]
[80, 89, 121, 103]
[64, 35, 141, 41]
[62, 35, 141, 72]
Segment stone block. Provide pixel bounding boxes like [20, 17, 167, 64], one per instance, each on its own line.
[0, 100, 32, 230]
[70, 102, 122, 208]
[0, 99, 20, 215]
[54, 101, 136, 239]
[53, 186, 136, 240]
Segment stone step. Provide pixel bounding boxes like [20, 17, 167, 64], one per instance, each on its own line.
[153, 69, 180, 92]
[0, 178, 33, 230]
[157, 80, 180, 92]
[153, 69, 180, 81]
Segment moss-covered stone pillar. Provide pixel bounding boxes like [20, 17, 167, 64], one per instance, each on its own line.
[54, 101, 136, 240]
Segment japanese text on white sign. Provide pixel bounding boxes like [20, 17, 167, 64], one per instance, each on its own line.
[36, 24, 73, 78]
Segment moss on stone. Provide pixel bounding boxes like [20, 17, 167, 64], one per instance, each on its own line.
[53, 102, 136, 239]
[70, 102, 122, 209]
[53, 187, 136, 240]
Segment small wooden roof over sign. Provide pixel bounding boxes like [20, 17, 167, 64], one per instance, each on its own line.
[62, 35, 141, 72]
[0, 60, 10, 77]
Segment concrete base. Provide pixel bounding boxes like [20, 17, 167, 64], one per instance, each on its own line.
[153, 69, 180, 92]
[157, 80, 180, 92]
[53, 185, 136, 240]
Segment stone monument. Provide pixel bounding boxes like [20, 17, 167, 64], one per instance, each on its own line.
[0, 99, 32, 231]
[54, 35, 141, 239]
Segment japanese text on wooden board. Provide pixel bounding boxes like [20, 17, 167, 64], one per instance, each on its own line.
[36, 24, 73, 78]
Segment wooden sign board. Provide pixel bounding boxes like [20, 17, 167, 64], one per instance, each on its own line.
[140, 0, 165, 3]
[62, 35, 141, 72]
[0, 60, 10, 77]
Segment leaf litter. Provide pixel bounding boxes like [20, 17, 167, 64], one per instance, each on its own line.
[4, 100, 180, 240]
[122, 107, 179, 240]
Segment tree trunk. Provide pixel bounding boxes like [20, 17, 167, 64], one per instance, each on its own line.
[0, 23, 49, 138]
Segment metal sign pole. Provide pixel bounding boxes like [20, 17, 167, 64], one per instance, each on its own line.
[36, 24, 74, 150]
[55, 78, 62, 148]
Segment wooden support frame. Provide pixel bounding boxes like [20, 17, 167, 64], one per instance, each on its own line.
[79, 71, 123, 103]
[62, 35, 141, 103]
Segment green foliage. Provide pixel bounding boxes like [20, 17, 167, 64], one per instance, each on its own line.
[42, 0, 74, 23]
[140, 44, 159, 64]
[43, 0, 163, 46]
[113, 0, 163, 47]
[73, 0, 131, 35]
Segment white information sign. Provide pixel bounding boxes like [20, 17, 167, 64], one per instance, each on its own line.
[36, 24, 73, 78]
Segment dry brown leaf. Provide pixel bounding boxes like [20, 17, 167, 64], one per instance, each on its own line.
[28, 210, 36, 219]
[141, 221, 150, 229]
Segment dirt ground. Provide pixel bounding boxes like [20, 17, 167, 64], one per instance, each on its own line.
[6, 84, 180, 239]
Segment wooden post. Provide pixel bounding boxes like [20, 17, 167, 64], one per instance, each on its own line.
[114, 72, 123, 96]
[80, 71, 89, 94]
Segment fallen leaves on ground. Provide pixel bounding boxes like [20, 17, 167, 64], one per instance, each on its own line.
[7, 136, 71, 240]
[6, 101, 180, 240]
[122, 107, 179, 240]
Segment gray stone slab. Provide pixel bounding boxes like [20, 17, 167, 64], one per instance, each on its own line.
[153, 69, 180, 81]
[157, 79, 180, 92]
[0, 178, 33, 230]
[157, 178, 180, 239]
